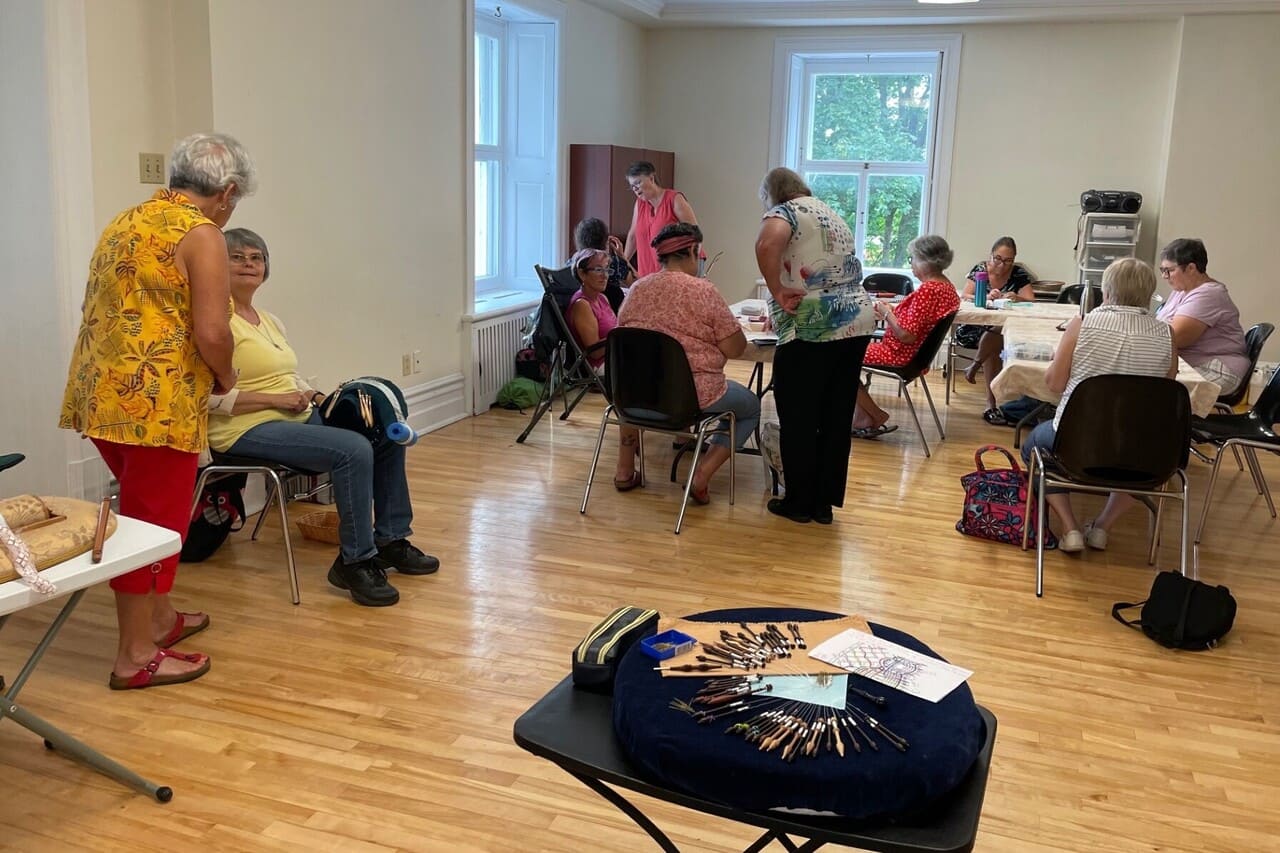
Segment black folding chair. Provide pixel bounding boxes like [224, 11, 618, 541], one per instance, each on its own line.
[580, 328, 735, 535]
[517, 264, 608, 444]
[1191, 363, 1280, 544]
[1215, 322, 1274, 410]
[1057, 284, 1103, 312]
[862, 272, 915, 296]
[1022, 375, 1192, 597]
[863, 311, 957, 458]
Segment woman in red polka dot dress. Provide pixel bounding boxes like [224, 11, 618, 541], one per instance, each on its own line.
[852, 234, 960, 437]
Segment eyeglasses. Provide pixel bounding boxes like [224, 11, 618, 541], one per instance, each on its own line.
[230, 253, 266, 265]
[989, 255, 1015, 266]
[585, 266, 610, 275]
[1159, 265, 1179, 278]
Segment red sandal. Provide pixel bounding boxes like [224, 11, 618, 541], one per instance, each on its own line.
[109, 648, 211, 691]
[159, 611, 210, 647]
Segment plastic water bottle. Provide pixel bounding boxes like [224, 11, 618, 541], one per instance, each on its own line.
[974, 271, 989, 309]
[386, 421, 418, 447]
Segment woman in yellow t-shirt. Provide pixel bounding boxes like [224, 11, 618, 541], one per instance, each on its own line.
[208, 230, 439, 607]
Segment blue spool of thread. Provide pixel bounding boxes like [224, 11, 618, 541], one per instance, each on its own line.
[386, 421, 418, 446]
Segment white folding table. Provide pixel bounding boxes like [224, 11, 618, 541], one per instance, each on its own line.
[0, 515, 181, 801]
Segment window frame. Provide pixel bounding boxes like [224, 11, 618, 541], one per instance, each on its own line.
[474, 17, 504, 289]
[769, 34, 962, 272]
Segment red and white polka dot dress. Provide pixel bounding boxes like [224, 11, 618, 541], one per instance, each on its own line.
[864, 279, 960, 367]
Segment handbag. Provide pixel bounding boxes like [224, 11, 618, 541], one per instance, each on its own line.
[1112, 572, 1236, 650]
[0, 495, 118, 591]
[956, 445, 1056, 549]
[320, 376, 418, 448]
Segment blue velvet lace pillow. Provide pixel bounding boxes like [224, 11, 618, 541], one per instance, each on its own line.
[612, 607, 986, 820]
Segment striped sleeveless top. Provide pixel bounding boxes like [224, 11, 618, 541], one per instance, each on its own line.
[1055, 305, 1173, 429]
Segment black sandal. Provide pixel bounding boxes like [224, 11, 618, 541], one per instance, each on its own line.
[982, 407, 1011, 426]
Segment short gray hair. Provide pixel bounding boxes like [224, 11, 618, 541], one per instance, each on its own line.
[1102, 257, 1157, 307]
[223, 227, 270, 281]
[759, 167, 811, 209]
[908, 234, 953, 275]
[169, 132, 258, 201]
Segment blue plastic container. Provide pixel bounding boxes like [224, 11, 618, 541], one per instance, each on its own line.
[639, 629, 698, 661]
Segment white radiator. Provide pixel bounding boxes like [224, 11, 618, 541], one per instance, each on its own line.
[468, 309, 530, 414]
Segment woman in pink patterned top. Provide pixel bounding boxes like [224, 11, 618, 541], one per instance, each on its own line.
[853, 235, 961, 437]
[567, 249, 618, 373]
[615, 223, 760, 503]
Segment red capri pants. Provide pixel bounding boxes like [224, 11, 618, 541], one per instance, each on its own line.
[91, 438, 198, 595]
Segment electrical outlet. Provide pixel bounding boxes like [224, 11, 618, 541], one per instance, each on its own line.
[412, 350, 422, 374]
[138, 152, 165, 184]
[401, 353, 413, 376]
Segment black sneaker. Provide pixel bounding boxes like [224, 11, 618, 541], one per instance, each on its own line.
[812, 505, 834, 525]
[377, 539, 440, 575]
[327, 555, 400, 606]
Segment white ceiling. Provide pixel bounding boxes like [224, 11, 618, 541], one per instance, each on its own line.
[581, 0, 1280, 28]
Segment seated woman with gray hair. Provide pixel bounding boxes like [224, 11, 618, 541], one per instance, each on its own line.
[852, 234, 960, 438]
[1020, 257, 1178, 553]
[207, 229, 440, 609]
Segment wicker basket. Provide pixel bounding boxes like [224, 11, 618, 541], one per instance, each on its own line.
[296, 510, 342, 545]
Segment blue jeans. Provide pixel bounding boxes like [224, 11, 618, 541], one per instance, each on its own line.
[704, 380, 761, 449]
[228, 410, 413, 564]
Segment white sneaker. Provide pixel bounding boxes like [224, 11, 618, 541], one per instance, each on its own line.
[1084, 523, 1108, 550]
[1059, 530, 1085, 553]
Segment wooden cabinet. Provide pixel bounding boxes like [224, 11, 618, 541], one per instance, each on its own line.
[567, 144, 675, 258]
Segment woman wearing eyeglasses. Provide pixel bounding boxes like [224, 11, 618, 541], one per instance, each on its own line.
[956, 236, 1036, 425]
[207, 229, 440, 609]
[1155, 238, 1249, 394]
[567, 248, 619, 374]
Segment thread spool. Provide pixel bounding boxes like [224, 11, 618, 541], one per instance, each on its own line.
[386, 421, 418, 446]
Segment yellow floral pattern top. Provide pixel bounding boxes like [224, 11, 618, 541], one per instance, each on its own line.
[59, 190, 218, 453]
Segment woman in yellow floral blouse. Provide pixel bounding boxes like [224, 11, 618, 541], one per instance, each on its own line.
[59, 132, 255, 690]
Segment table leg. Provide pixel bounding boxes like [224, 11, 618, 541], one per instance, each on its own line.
[0, 589, 174, 802]
[571, 771, 681, 853]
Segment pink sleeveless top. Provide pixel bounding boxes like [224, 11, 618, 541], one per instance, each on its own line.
[633, 189, 685, 277]
[569, 289, 617, 369]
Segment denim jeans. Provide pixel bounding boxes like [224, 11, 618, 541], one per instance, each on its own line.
[1021, 420, 1066, 495]
[228, 410, 413, 564]
[704, 380, 761, 449]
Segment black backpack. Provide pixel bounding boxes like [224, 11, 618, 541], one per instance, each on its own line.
[180, 473, 247, 563]
[1112, 571, 1236, 650]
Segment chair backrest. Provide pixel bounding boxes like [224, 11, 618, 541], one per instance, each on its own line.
[895, 311, 958, 381]
[605, 327, 703, 430]
[862, 272, 914, 296]
[1029, 280, 1065, 302]
[1052, 375, 1191, 487]
[1057, 284, 1102, 310]
[533, 264, 598, 369]
[1250, 357, 1280, 424]
[1218, 322, 1275, 406]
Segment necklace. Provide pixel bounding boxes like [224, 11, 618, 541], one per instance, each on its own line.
[237, 307, 283, 350]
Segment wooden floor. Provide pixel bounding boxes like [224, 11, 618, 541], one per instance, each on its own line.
[2, 364, 1278, 852]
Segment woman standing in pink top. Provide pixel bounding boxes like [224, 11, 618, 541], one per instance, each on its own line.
[622, 161, 699, 277]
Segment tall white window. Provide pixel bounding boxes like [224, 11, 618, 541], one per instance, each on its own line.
[772, 37, 960, 273]
[472, 4, 558, 307]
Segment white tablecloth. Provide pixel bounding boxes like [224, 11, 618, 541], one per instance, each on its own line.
[955, 301, 1081, 327]
[989, 317, 1222, 416]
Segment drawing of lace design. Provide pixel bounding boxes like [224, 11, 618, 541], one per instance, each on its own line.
[828, 644, 925, 691]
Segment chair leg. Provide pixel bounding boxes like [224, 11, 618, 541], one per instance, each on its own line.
[1035, 464, 1047, 598]
[262, 469, 301, 605]
[580, 408, 613, 514]
[945, 338, 953, 406]
[919, 375, 944, 440]
[638, 431, 646, 485]
[252, 475, 277, 541]
[1150, 492, 1165, 567]
[1245, 447, 1276, 518]
[560, 380, 593, 421]
[898, 382, 930, 458]
[1178, 472, 1190, 579]
[675, 424, 712, 535]
[1021, 455, 1035, 552]
[1195, 448, 1227, 545]
[728, 415, 736, 506]
[1231, 443, 1245, 472]
[517, 350, 562, 443]
[189, 469, 214, 521]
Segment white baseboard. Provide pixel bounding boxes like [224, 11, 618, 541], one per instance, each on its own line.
[404, 372, 468, 434]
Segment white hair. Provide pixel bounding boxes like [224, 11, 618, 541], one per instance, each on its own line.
[169, 132, 258, 201]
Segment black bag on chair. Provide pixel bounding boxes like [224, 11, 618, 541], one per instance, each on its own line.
[181, 473, 247, 563]
[1112, 572, 1236, 650]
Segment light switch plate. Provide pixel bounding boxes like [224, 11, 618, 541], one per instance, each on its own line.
[139, 153, 165, 184]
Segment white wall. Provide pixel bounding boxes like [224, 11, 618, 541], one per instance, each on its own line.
[642, 20, 1182, 302]
[206, 0, 467, 392]
[1159, 13, 1280, 360]
[562, 0, 646, 146]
